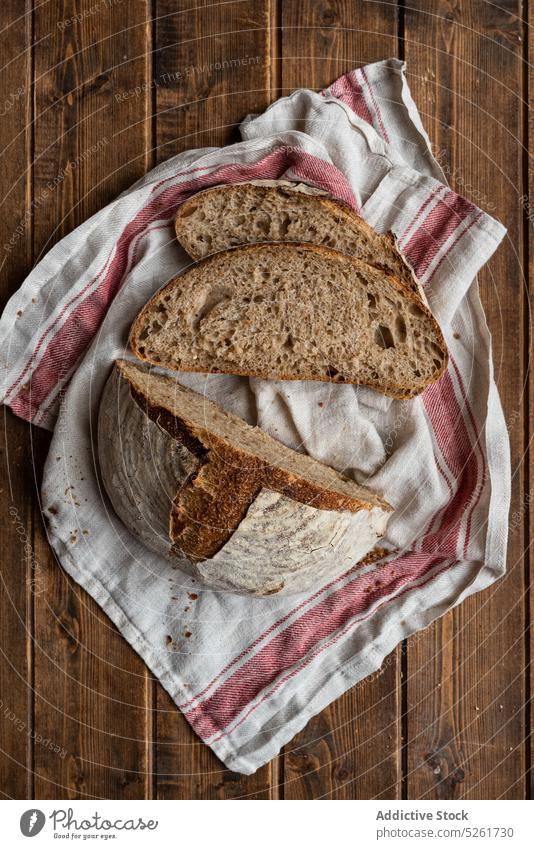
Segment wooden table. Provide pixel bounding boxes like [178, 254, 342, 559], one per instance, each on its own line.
[0, 0, 530, 800]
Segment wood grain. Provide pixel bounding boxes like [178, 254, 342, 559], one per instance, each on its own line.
[527, 0, 534, 804]
[153, 0, 272, 159]
[279, 0, 402, 800]
[282, 661, 401, 800]
[280, 0, 399, 91]
[0, 2, 34, 798]
[403, 0, 527, 799]
[152, 0, 279, 799]
[30, 0, 154, 799]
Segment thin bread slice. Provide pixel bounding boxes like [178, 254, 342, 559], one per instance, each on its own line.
[174, 180, 420, 295]
[98, 359, 392, 595]
[129, 243, 448, 398]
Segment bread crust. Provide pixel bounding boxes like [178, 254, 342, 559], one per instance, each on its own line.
[109, 360, 393, 563]
[129, 243, 448, 399]
[98, 359, 393, 594]
[117, 359, 392, 561]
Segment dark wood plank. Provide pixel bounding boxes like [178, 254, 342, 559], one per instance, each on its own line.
[152, 0, 279, 798]
[527, 0, 534, 804]
[154, 0, 272, 158]
[31, 0, 154, 799]
[403, 0, 526, 799]
[282, 660, 401, 800]
[280, 0, 399, 91]
[0, 2, 34, 799]
[155, 690, 279, 799]
[279, 0, 402, 800]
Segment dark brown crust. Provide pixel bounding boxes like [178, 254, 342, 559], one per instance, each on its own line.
[174, 181, 421, 295]
[355, 546, 391, 568]
[117, 360, 392, 561]
[129, 242, 449, 400]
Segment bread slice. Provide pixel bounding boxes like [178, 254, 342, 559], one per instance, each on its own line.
[129, 243, 448, 398]
[175, 180, 420, 295]
[98, 359, 392, 595]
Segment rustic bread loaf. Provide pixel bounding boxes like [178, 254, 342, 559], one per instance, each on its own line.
[98, 359, 392, 595]
[174, 180, 420, 295]
[129, 243, 448, 399]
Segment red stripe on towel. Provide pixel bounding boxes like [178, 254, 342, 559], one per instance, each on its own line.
[402, 192, 476, 277]
[360, 67, 391, 143]
[328, 71, 375, 126]
[186, 553, 451, 740]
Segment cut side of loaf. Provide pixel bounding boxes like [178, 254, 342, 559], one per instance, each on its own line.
[174, 180, 420, 295]
[129, 243, 448, 398]
[98, 359, 392, 595]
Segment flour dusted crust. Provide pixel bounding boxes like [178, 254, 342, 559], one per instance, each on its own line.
[97, 362, 199, 566]
[204, 489, 390, 595]
[97, 360, 392, 595]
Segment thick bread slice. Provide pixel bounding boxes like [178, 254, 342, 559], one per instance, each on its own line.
[129, 243, 448, 398]
[98, 359, 392, 595]
[175, 180, 420, 295]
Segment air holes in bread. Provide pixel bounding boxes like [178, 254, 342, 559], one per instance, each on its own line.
[283, 334, 294, 350]
[408, 302, 425, 318]
[279, 215, 290, 238]
[254, 216, 271, 236]
[326, 366, 344, 381]
[192, 287, 231, 331]
[374, 324, 395, 350]
[394, 315, 407, 343]
[367, 291, 379, 319]
[179, 204, 197, 218]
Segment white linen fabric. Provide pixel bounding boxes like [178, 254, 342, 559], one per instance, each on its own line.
[0, 59, 509, 774]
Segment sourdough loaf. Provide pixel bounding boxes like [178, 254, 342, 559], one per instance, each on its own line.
[98, 359, 392, 595]
[174, 180, 421, 295]
[129, 243, 448, 398]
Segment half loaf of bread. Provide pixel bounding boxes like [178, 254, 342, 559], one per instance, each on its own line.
[98, 359, 392, 595]
[174, 180, 420, 295]
[129, 243, 448, 398]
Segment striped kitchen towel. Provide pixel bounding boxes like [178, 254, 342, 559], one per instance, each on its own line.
[0, 58, 508, 774]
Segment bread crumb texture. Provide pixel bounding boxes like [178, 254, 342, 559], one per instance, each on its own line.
[130, 243, 447, 398]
